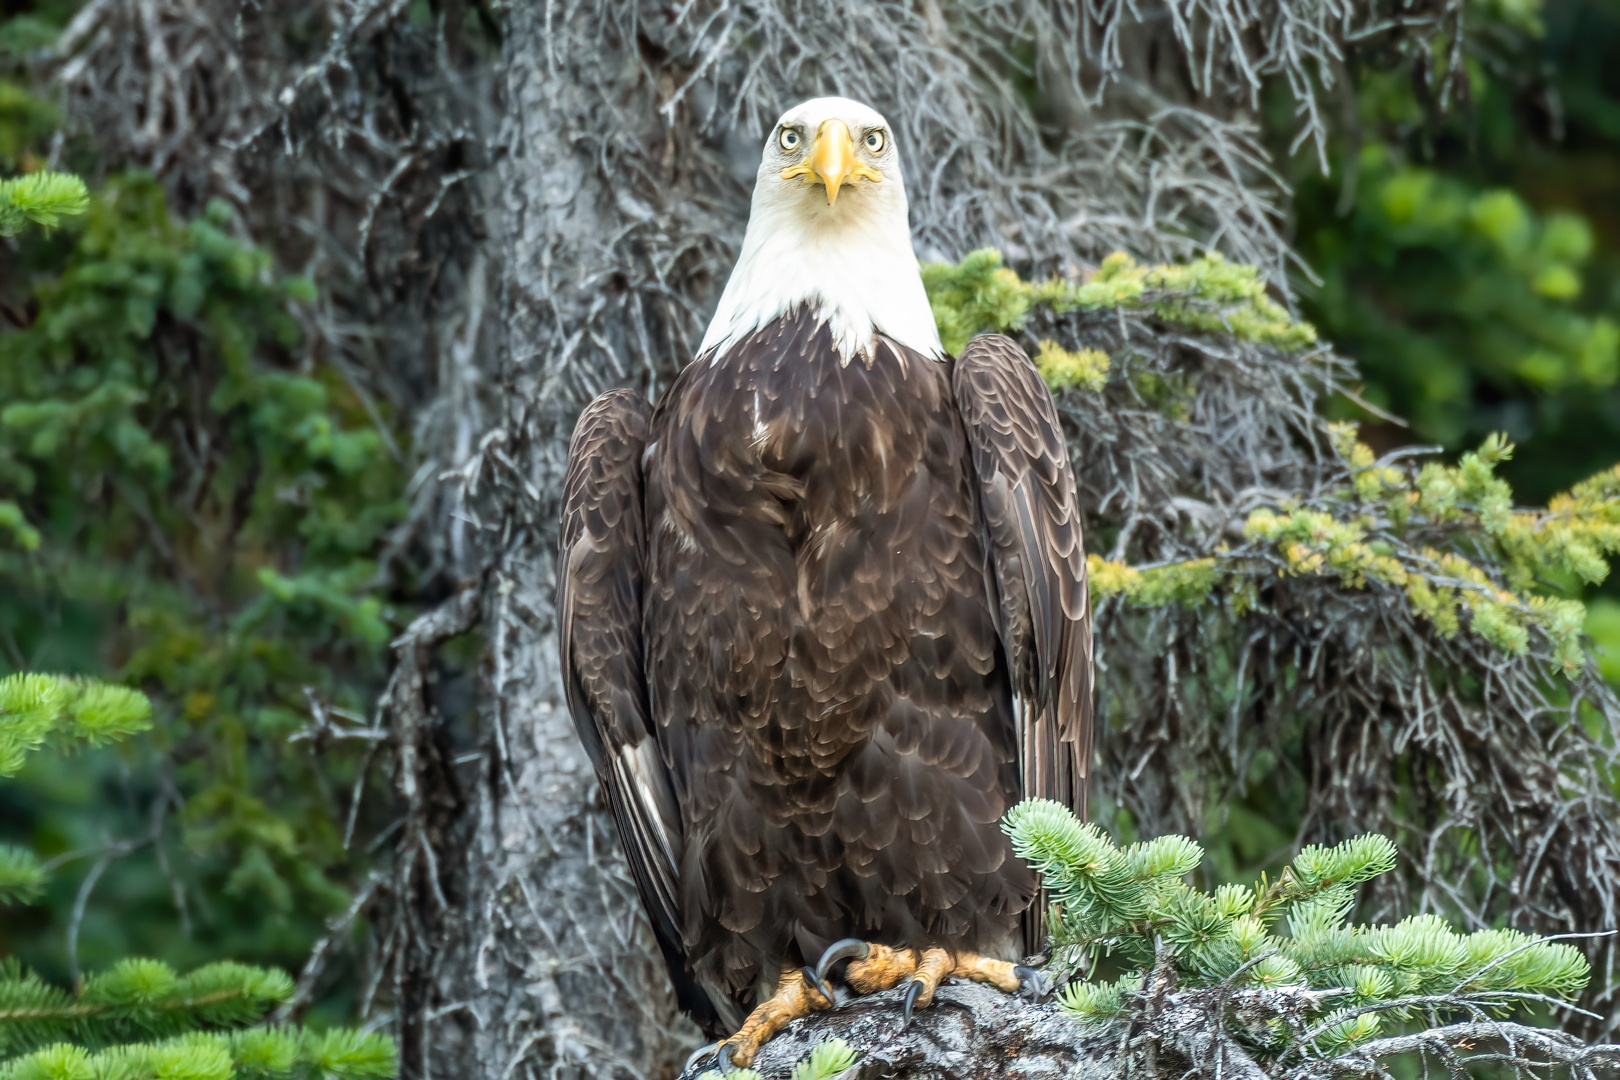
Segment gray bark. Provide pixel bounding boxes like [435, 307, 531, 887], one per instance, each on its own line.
[665, 983, 1620, 1080]
[392, 3, 730, 1077]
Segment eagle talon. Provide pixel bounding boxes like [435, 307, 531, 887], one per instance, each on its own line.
[803, 965, 835, 1006]
[1014, 965, 1052, 1001]
[714, 1042, 737, 1075]
[901, 978, 925, 1027]
[686, 1043, 721, 1075]
[815, 938, 872, 984]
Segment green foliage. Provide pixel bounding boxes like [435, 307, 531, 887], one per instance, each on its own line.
[1287, 0, 1620, 507]
[0, 677, 396, 1080]
[696, 1037, 858, 1080]
[0, 80, 58, 169]
[1306, 151, 1617, 449]
[0, 959, 292, 1055]
[0, 1027, 396, 1080]
[1007, 799, 1591, 1056]
[1086, 556, 1220, 608]
[0, 166, 404, 981]
[788, 1038, 858, 1080]
[0, 172, 86, 235]
[0, 845, 45, 906]
[924, 250, 1620, 673]
[921, 248, 1316, 356]
[0, 674, 151, 778]
[1089, 427, 1605, 670]
[1033, 341, 1110, 392]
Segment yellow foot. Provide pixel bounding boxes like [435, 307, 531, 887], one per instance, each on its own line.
[948, 951, 1052, 1000]
[716, 967, 833, 1070]
[813, 939, 1052, 1025]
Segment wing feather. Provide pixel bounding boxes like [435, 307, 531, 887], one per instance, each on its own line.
[559, 389, 712, 1023]
[953, 334, 1094, 952]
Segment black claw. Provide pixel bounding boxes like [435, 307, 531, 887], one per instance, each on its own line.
[714, 1042, 736, 1076]
[1014, 965, 1052, 1002]
[814, 938, 871, 983]
[685, 1043, 720, 1076]
[901, 978, 924, 1027]
[803, 965, 835, 1004]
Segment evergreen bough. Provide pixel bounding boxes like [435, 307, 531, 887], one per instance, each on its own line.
[0, 674, 397, 1080]
[0, 148, 400, 981]
[0, 171, 86, 236]
[926, 250, 1616, 674]
[697, 1037, 858, 1080]
[917, 247, 1620, 1043]
[1007, 798, 1595, 1059]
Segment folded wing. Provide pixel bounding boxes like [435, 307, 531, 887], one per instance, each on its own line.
[953, 332, 1094, 865]
[558, 389, 716, 1026]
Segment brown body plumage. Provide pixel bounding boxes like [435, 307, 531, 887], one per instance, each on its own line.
[559, 310, 1091, 1035]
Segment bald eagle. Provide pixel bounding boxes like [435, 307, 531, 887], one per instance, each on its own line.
[559, 97, 1092, 1068]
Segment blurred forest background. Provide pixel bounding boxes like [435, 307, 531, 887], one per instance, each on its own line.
[0, 0, 1617, 1062]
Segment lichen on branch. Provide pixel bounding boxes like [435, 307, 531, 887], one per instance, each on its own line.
[923, 246, 1620, 1043]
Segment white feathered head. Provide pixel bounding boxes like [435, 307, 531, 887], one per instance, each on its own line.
[699, 97, 944, 364]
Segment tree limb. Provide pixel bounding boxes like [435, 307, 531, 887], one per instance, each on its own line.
[675, 984, 1620, 1080]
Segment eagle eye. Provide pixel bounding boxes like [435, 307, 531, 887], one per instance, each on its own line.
[864, 129, 886, 153]
[778, 127, 801, 152]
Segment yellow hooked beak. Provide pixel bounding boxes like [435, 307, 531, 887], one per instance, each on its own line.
[780, 119, 883, 205]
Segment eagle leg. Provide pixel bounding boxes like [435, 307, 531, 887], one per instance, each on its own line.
[716, 968, 833, 1070]
[811, 940, 1051, 1024]
[814, 939, 920, 995]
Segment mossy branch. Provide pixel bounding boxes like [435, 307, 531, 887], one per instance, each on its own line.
[922, 249, 1620, 674]
[922, 247, 1315, 355]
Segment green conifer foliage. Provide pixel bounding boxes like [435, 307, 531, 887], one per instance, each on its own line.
[696, 1037, 859, 1080]
[0, 172, 85, 236]
[925, 250, 1619, 671]
[1286, 0, 1620, 506]
[0, 674, 151, 778]
[922, 248, 1314, 357]
[1, 675, 397, 1080]
[1007, 799, 1593, 1058]
[923, 249, 1620, 1035]
[0, 160, 405, 979]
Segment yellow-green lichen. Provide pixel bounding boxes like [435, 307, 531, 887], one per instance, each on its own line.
[1036, 340, 1111, 392]
[922, 248, 1318, 358]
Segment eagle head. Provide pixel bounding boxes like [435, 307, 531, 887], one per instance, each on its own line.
[698, 97, 944, 365]
[767, 97, 894, 209]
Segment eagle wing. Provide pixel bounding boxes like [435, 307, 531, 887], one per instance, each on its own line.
[558, 389, 713, 1024]
[953, 333, 1094, 823]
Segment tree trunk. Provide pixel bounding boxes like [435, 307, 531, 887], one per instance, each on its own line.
[379, 0, 1620, 1077]
[386, 3, 734, 1077]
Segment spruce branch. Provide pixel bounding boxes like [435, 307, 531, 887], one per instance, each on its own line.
[695, 1036, 859, 1080]
[0, 675, 152, 777]
[929, 252, 1620, 676]
[0, 172, 88, 236]
[0, 1027, 396, 1080]
[0, 959, 293, 1056]
[1006, 799, 1600, 1061]
[0, 672, 397, 1080]
[0, 847, 46, 907]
